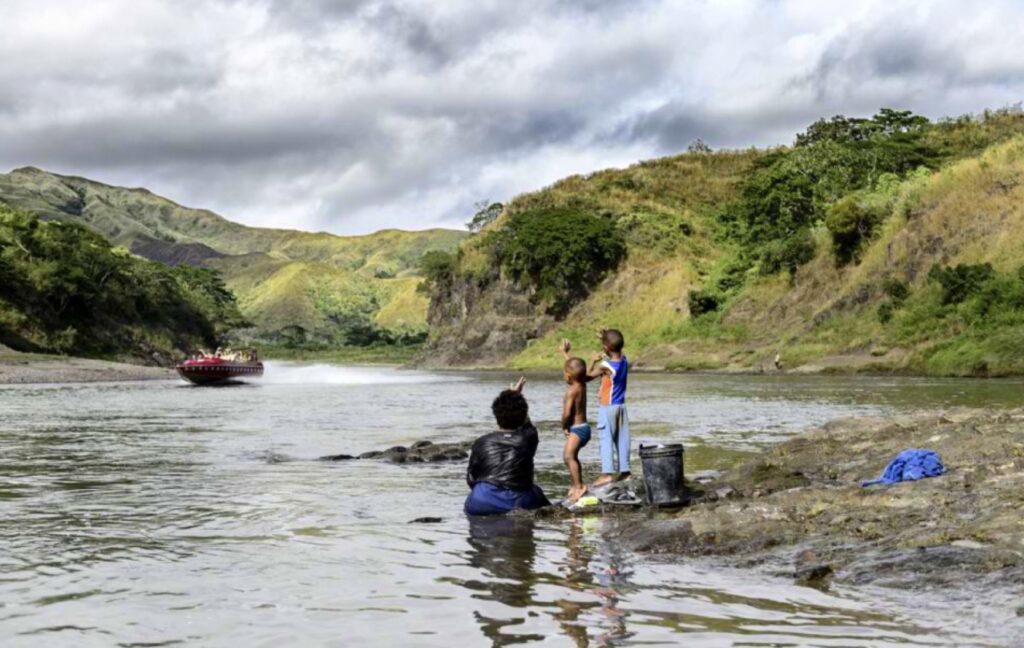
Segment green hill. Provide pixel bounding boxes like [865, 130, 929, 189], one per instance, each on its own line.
[422, 107, 1024, 376]
[0, 168, 466, 347]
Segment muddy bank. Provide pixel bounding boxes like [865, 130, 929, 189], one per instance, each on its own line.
[0, 346, 172, 385]
[582, 408, 1024, 595]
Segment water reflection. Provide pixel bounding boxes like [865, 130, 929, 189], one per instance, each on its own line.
[465, 516, 545, 645]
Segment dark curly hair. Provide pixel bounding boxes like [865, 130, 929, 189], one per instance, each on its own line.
[565, 357, 587, 382]
[492, 389, 529, 430]
[602, 328, 625, 352]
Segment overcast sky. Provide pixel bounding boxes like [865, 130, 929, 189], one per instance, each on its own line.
[2, 1, 1023, 234]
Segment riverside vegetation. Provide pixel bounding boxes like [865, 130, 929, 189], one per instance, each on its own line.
[421, 106, 1024, 376]
[0, 204, 243, 361]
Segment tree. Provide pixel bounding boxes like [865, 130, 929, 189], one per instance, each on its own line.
[492, 207, 625, 317]
[687, 138, 712, 154]
[466, 201, 504, 233]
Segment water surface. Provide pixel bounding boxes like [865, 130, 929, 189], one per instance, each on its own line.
[2, 365, 1022, 646]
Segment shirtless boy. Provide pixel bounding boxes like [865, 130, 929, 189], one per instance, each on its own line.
[558, 339, 591, 502]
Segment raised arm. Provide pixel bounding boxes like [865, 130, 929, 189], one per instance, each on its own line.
[558, 338, 572, 361]
[586, 353, 607, 381]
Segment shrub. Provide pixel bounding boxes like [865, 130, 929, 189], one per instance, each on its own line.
[722, 108, 940, 275]
[881, 277, 910, 303]
[492, 207, 625, 317]
[759, 230, 816, 276]
[928, 263, 995, 305]
[825, 196, 884, 265]
[877, 301, 895, 323]
[715, 259, 750, 292]
[687, 289, 722, 316]
[417, 250, 456, 293]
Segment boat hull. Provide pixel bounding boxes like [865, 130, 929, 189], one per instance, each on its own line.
[175, 361, 264, 385]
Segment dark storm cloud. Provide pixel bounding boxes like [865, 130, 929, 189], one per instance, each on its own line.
[2, 0, 1024, 233]
[264, 0, 375, 27]
[367, 4, 452, 68]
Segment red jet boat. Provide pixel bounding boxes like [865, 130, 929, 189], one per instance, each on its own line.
[175, 356, 264, 385]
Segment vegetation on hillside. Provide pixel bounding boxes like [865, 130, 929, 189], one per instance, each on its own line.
[428, 105, 1024, 376]
[0, 205, 245, 360]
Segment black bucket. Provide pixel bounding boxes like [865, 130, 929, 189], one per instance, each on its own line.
[639, 443, 685, 507]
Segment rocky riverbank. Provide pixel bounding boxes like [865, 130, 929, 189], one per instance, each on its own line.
[0, 346, 172, 385]
[579, 408, 1024, 598]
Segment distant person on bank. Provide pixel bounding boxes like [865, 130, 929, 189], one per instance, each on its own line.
[464, 378, 551, 516]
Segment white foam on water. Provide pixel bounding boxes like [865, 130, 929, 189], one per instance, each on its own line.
[260, 361, 459, 385]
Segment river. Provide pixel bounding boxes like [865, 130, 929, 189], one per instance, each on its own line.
[2, 364, 1022, 647]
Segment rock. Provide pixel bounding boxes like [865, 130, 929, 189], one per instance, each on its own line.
[409, 517, 443, 524]
[714, 486, 736, 500]
[951, 539, 986, 550]
[794, 550, 833, 586]
[343, 440, 474, 464]
[597, 407, 1024, 597]
[691, 470, 722, 484]
[795, 563, 833, 586]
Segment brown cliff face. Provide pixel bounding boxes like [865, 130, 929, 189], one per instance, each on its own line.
[419, 274, 552, 368]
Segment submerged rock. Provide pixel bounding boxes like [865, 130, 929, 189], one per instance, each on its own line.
[322, 440, 472, 464]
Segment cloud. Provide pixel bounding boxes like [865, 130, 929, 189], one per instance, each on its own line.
[1, 0, 1023, 234]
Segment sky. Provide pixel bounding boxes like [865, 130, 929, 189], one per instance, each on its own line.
[2, 1, 1024, 235]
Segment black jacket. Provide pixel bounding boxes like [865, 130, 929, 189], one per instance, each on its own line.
[466, 424, 539, 492]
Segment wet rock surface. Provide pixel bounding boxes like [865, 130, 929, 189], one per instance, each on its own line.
[597, 408, 1024, 593]
[320, 440, 472, 464]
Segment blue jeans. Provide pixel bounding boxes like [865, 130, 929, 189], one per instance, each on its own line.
[598, 404, 630, 474]
[464, 482, 550, 516]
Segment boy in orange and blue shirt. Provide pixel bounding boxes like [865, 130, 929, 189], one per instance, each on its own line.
[588, 329, 630, 487]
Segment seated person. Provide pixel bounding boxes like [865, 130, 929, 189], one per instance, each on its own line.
[465, 378, 551, 516]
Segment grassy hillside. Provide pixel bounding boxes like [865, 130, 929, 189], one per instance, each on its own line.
[0, 168, 466, 347]
[424, 107, 1024, 376]
[0, 204, 244, 361]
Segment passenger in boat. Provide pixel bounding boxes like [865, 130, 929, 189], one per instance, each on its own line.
[465, 378, 551, 516]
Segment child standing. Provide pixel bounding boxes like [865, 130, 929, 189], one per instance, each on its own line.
[589, 329, 629, 487]
[558, 340, 591, 502]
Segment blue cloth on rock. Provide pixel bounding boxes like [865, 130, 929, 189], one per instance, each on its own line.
[862, 448, 946, 487]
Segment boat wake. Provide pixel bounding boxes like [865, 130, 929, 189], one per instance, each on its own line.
[260, 362, 459, 386]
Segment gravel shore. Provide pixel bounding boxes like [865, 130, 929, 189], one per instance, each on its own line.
[0, 346, 173, 385]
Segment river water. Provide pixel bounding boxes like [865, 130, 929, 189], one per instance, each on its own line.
[2, 364, 1023, 647]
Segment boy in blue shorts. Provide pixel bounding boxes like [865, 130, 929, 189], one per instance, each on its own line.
[558, 340, 591, 502]
[588, 329, 629, 487]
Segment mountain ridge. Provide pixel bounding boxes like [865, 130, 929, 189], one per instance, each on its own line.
[0, 167, 466, 345]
